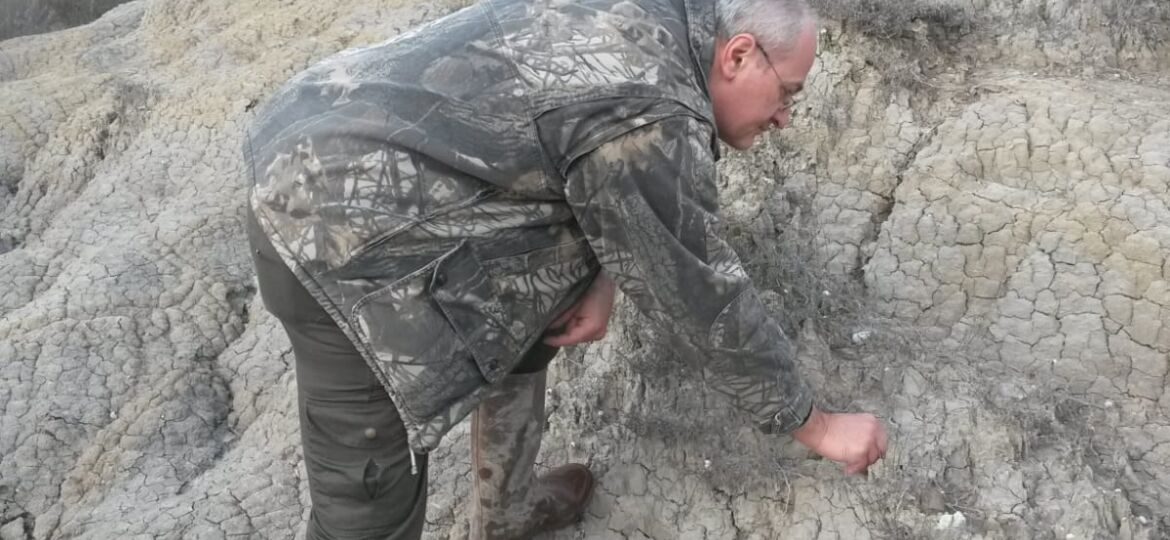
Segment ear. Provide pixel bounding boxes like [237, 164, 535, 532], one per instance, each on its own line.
[714, 33, 759, 80]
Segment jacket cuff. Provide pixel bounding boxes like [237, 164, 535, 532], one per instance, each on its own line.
[767, 381, 815, 434]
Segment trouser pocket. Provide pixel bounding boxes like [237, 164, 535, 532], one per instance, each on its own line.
[300, 396, 427, 535]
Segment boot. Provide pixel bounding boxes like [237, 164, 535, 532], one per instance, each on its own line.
[469, 371, 594, 540]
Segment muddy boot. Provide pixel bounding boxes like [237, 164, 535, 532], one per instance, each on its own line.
[469, 370, 594, 540]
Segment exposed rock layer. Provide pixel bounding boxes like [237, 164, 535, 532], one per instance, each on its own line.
[1, 0, 1166, 538]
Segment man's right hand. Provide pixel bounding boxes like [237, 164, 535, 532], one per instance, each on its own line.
[791, 406, 888, 475]
[542, 273, 617, 347]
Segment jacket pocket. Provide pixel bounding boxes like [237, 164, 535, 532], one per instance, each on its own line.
[350, 241, 513, 421]
[430, 241, 522, 382]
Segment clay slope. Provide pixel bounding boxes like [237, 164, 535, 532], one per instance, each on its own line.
[0, 0, 133, 41]
[1, 0, 1168, 538]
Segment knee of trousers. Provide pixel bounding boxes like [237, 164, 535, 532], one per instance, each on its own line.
[299, 396, 428, 538]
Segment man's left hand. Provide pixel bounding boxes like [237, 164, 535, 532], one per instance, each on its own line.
[543, 273, 617, 347]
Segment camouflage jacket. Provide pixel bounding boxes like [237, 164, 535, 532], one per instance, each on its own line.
[245, 0, 813, 453]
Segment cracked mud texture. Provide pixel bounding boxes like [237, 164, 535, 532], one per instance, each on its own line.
[0, 0, 134, 41]
[1, 0, 1167, 538]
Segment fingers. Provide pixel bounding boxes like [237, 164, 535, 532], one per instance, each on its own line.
[843, 448, 878, 475]
[843, 446, 882, 476]
[844, 460, 868, 475]
[542, 317, 606, 346]
[543, 306, 582, 346]
[867, 443, 881, 468]
[804, 412, 888, 477]
[542, 330, 576, 347]
[844, 421, 888, 476]
[549, 304, 580, 328]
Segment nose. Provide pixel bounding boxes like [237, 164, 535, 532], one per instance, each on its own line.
[771, 108, 792, 129]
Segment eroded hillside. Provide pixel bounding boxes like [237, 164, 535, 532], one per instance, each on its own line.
[0, 0, 1167, 538]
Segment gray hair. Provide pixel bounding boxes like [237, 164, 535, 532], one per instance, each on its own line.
[715, 0, 815, 53]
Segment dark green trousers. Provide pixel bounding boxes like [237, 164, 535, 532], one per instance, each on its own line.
[247, 209, 558, 539]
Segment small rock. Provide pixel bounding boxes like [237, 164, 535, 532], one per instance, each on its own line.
[936, 512, 966, 530]
[920, 487, 948, 513]
[0, 517, 25, 539]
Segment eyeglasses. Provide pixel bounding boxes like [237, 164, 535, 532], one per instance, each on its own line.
[755, 42, 802, 112]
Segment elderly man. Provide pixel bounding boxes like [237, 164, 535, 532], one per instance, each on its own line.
[244, 0, 888, 537]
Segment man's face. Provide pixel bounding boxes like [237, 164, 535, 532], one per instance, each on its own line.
[708, 22, 817, 150]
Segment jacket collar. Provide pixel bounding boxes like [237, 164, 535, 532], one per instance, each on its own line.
[681, 0, 722, 160]
[683, 0, 716, 90]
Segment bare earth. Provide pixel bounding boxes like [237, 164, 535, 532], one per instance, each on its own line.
[1, 0, 1167, 538]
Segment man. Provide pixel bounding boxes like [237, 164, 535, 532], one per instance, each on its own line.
[244, 0, 888, 537]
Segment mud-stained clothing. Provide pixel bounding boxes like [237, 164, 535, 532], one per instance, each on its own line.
[244, 0, 814, 455]
[248, 207, 558, 539]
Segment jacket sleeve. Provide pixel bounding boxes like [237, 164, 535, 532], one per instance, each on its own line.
[562, 115, 815, 433]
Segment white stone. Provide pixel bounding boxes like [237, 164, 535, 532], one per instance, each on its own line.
[936, 512, 967, 530]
